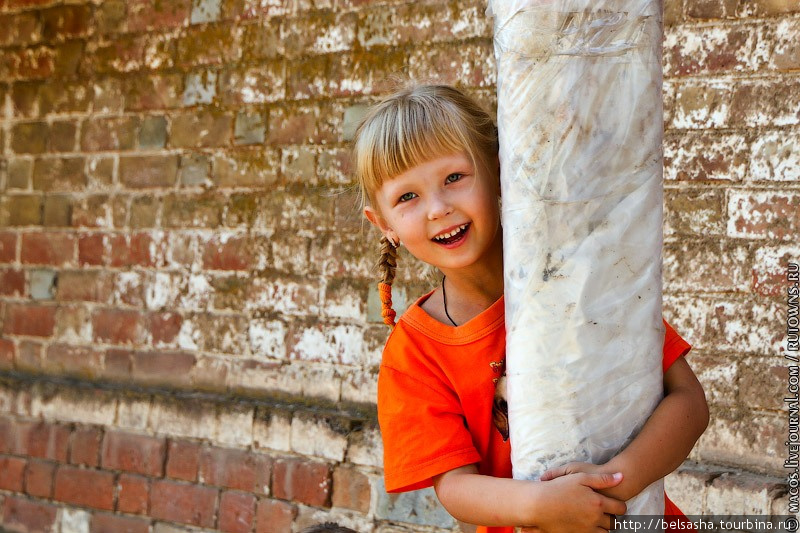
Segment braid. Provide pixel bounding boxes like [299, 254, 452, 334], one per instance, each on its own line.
[377, 235, 398, 329]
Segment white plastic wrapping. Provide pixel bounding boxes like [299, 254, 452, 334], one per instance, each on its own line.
[489, 0, 666, 516]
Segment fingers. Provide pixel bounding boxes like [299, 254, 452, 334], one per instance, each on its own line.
[604, 497, 627, 517]
[581, 471, 623, 489]
[540, 466, 564, 481]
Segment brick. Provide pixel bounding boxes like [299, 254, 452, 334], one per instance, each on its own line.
[117, 473, 150, 514]
[69, 427, 103, 467]
[150, 480, 218, 527]
[706, 471, 779, 514]
[43, 195, 72, 227]
[32, 157, 86, 191]
[163, 193, 223, 228]
[2, 496, 57, 533]
[177, 24, 241, 67]
[72, 195, 112, 229]
[0, 12, 41, 47]
[0, 269, 25, 297]
[25, 459, 56, 498]
[78, 234, 105, 266]
[16, 340, 44, 371]
[2, 195, 43, 226]
[729, 78, 800, 127]
[665, 25, 758, 77]
[664, 188, 725, 237]
[92, 309, 145, 345]
[234, 110, 265, 145]
[332, 467, 371, 513]
[727, 190, 800, 240]
[81, 116, 139, 152]
[43, 344, 103, 376]
[671, 80, 732, 129]
[131, 350, 196, 385]
[0, 338, 14, 369]
[96, 0, 126, 35]
[21, 232, 74, 266]
[179, 153, 210, 186]
[281, 12, 355, 57]
[219, 491, 256, 533]
[40, 80, 92, 115]
[290, 416, 348, 462]
[6, 46, 55, 80]
[131, 196, 160, 228]
[267, 105, 317, 145]
[686, 0, 739, 18]
[102, 430, 166, 477]
[191, 0, 222, 24]
[103, 348, 132, 380]
[771, 18, 800, 71]
[752, 244, 800, 296]
[0, 232, 17, 262]
[170, 109, 233, 148]
[199, 447, 271, 493]
[91, 513, 150, 533]
[202, 235, 253, 271]
[108, 233, 156, 267]
[3, 303, 56, 337]
[240, 19, 282, 60]
[54, 465, 115, 510]
[114, 271, 146, 307]
[49, 121, 77, 152]
[182, 69, 217, 106]
[29, 269, 55, 300]
[166, 439, 201, 481]
[56, 271, 112, 302]
[120, 155, 179, 188]
[0, 455, 27, 491]
[739, 357, 788, 410]
[128, 0, 191, 32]
[663, 239, 749, 293]
[8, 158, 33, 189]
[272, 457, 331, 507]
[255, 499, 297, 533]
[749, 129, 800, 182]
[138, 116, 167, 149]
[126, 73, 183, 111]
[219, 64, 284, 105]
[12, 422, 70, 462]
[738, 0, 800, 16]
[40, 5, 92, 41]
[11, 121, 48, 154]
[664, 131, 748, 182]
[212, 149, 279, 187]
[147, 312, 183, 346]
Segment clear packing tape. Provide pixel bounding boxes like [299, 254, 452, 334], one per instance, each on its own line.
[488, 0, 666, 517]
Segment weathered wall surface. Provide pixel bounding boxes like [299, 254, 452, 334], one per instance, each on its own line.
[0, 0, 796, 531]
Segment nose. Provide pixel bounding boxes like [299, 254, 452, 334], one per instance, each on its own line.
[426, 193, 453, 220]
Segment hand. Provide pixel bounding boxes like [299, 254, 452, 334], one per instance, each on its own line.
[525, 472, 627, 533]
[540, 461, 607, 481]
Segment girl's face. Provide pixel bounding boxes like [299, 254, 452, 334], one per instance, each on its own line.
[364, 150, 502, 276]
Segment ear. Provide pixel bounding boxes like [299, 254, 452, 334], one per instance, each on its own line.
[363, 205, 394, 239]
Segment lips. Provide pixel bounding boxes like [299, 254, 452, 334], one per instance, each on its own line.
[432, 223, 470, 246]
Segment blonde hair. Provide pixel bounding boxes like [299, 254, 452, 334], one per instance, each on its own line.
[352, 83, 499, 329]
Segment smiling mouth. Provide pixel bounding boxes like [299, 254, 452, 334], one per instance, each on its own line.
[432, 223, 470, 245]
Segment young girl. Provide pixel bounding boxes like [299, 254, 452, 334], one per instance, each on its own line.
[354, 83, 709, 532]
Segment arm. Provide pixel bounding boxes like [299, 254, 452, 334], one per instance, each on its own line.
[541, 357, 709, 501]
[433, 464, 627, 531]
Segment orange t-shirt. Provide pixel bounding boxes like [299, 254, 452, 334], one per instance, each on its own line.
[377, 289, 693, 532]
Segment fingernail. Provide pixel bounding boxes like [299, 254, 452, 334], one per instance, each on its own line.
[613, 473, 623, 480]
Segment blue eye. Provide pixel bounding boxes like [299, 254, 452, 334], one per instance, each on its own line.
[446, 173, 463, 183]
[398, 192, 416, 203]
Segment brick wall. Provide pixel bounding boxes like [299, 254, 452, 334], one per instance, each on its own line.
[0, 0, 797, 531]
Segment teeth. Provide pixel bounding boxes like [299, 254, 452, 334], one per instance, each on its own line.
[434, 223, 469, 241]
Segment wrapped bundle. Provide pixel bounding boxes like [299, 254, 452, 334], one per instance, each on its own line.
[488, 0, 666, 515]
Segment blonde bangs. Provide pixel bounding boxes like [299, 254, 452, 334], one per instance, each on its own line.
[353, 84, 498, 212]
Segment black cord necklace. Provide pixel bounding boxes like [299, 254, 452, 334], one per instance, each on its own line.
[441, 275, 458, 327]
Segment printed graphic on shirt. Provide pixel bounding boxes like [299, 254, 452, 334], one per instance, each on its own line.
[490, 359, 509, 441]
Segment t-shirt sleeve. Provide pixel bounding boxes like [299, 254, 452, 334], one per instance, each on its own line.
[378, 365, 482, 493]
[662, 318, 691, 374]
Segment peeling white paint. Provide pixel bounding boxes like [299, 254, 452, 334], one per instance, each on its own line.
[249, 319, 287, 359]
[177, 319, 201, 350]
[291, 324, 364, 366]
